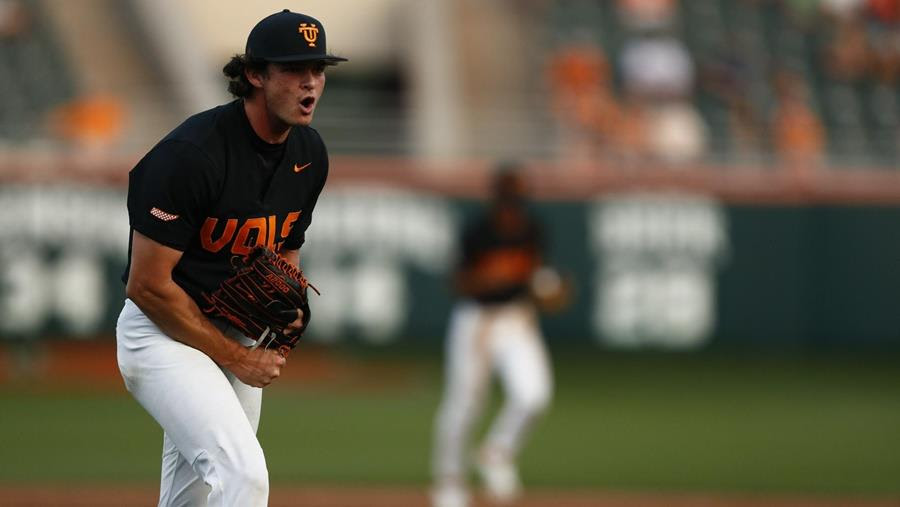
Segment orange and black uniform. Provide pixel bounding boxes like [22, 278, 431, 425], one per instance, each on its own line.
[434, 194, 553, 501]
[458, 206, 542, 304]
[122, 99, 328, 306]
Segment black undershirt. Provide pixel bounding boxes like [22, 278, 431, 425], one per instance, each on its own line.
[249, 128, 286, 190]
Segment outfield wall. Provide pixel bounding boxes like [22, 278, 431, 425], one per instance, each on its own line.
[1, 159, 899, 349]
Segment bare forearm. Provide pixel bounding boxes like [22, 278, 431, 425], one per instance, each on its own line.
[127, 279, 243, 367]
[124, 231, 283, 387]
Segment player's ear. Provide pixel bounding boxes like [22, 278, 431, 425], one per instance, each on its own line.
[244, 65, 267, 89]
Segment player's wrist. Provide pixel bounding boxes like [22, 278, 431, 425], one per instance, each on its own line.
[212, 337, 247, 369]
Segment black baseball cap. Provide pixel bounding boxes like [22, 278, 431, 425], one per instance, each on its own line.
[246, 10, 347, 64]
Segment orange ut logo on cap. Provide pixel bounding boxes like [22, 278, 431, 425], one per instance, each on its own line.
[298, 23, 318, 47]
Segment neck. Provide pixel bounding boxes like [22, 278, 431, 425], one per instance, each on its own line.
[243, 96, 290, 144]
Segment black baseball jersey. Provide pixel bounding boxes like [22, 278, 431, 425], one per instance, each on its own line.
[122, 99, 328, 307]
[459, 205, 542, 304]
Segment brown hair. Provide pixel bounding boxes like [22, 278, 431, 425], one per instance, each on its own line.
[222, 54, 268, 98]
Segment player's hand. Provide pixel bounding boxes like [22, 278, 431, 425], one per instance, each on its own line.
[283, 309, 305, 336]
[225, 346, 287, 388]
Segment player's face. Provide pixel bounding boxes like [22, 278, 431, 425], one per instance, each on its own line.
[261, 61, 327, 127]
[493, 174, 526, 203]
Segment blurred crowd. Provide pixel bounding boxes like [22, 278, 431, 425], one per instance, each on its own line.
[0, 0, 127, 153]
[546, 0, 900, 168]
[1, 0, 898, 167]
[0, 0, 27, 39]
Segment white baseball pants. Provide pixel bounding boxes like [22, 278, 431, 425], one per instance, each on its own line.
[116, 299, 268, 507]
[433, 300, 553, 482]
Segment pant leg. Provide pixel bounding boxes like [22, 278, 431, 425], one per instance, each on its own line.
[432, 302, 492, 484]
[159, 432, 208, 507]
[156, 366, 264, 507]
[482, 303, 553, 459]
[116, 299, 268, 507]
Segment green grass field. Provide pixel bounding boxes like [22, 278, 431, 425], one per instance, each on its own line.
[1, 349, 899, 497]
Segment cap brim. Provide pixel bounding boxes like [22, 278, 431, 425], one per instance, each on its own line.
[264, 54, 348, 63]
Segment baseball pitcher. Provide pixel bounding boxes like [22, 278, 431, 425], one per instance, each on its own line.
[116, 10, 345, 506]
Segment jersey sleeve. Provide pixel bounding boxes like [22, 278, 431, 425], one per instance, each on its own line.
[283, 133, 329, 250]
[127, 140, 218, 251]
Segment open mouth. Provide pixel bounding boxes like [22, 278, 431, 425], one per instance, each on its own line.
[299, 96, 316, 113]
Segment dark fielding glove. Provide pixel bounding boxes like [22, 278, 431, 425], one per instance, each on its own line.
[202, 246, 319, 354]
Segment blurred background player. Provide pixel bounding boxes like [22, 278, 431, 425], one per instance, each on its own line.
[432, 163, 555, 507]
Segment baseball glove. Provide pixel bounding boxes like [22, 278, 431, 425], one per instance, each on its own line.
[529, 266, 573, 314]
[202, 246, 319, 354]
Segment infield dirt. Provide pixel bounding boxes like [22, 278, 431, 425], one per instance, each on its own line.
[1, 486, 899, 507]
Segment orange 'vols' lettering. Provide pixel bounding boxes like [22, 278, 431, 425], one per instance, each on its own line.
[232, 217, 268, 255]
[475, 249, 538, 284]
[267, 215, 277, 249]
[281, 211, 301, 240]
[199, 212, 302, 254]
[200, 218, 238, 252]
